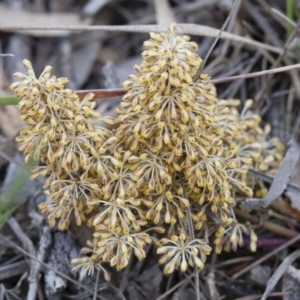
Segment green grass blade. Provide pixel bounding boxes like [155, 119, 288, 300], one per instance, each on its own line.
[0, 160, 36, 227]
[287, 0, 296, 37]
[0, 95, 19, 106]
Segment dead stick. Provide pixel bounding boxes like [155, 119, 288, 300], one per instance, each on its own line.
[234, 208, 299, 239]
[253, 20, 300, 110]
[27, 227, 51, 300]
[231, 233, 300, 279]
[76, 63, 300, 100]
[0, 233, 106, 300]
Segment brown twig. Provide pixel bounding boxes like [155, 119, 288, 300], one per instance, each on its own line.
[93, 270, 100, 300]
[155, 272, 194, 300]
[76, 88, 126, 99]
[234, 291, 291, 300]
[253, 20, 300, 110]
[0, 24, 283, 54]
[234, 208, 299, 238]
[0, 233, 106, 300]
[210, 63, 300, 84]
[7, 217, 36, 262]
[193, 0, 240, 81]
[231, 233, 300, 279]
[75, 63, 300, 100]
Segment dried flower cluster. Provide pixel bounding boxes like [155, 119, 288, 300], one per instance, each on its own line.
[10, 60, 117, 233]
[11, 24, 285, 277]
[223, 99, 285, 198]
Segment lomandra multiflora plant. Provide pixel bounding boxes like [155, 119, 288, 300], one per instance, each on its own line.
[11, 24, 284, 279]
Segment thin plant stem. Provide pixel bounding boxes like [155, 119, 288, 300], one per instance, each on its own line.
[193, 0, 240, 81]
[181, 174, 200, 300]
[76, 88, 126, 99]
[3, 63, 300, 106]
[232, 234, 300, 279]
[234, 208, 298, 238]
[253, 20, 300, 110]
[286, 0, 295, 37]
[0, 233, 106, 300]
[73, 63, 300, 100]
[93, 270, 100, 300]
[186, 206, 200, 300]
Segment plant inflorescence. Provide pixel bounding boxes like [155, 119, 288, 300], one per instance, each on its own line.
[11, 24, 284, 278]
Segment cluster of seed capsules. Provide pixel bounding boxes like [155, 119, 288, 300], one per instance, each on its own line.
[11, 24, 285, 276]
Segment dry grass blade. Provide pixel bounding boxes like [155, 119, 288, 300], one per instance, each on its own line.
[0, 261, 29, 281]
[181, 173, 201, 300]
[282, 265, 300, 300]
[271, 8, 297, 27]
[234, 208, 298, 238]
[206, 272, 220, 300]
[234, 291, 291, 300]
[93, 270, 100, 300]
[76, 63, 300, 100]
[0, 24, 283, 54]
[260, 250, 300, 300]
[7, 217, 35, 260]
[211, 63, 300, 83]
[82, 0, 111, 16]
[193, 0, 241, 80]
[155, 255, 252, 300]
[232, 234, 300, 279]
[153, 0, 175, 25]
[247, 168, 300, 195]
[0, 233, 106, 300]
[155, 273, 194, 300]
[241, 137, 300, 210]
[253, 20, 300, 109]
[215, 256, 254, 268]
[0, 3, 91, 37]
[27, 227, 51, 300]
